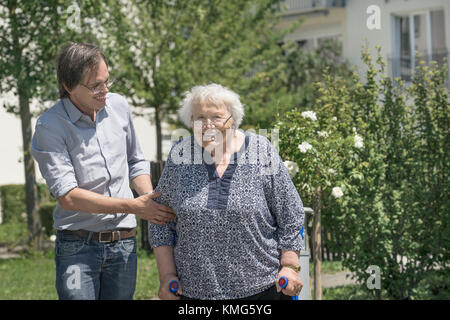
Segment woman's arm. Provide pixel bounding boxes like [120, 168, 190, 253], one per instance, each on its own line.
[261, 137, 305, 296]
[154, 246, 182, 300]
[281, 249, 300, 266]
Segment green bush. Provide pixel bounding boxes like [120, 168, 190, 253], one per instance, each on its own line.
[412, 269, 450, 300]
[0, 183, 52, 223]
[278, 45, 449, 300]
[38, 202, 56, 237]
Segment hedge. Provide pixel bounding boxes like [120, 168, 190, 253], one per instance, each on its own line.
[38, 202, 57, 237]
[0, 184, 53, 224]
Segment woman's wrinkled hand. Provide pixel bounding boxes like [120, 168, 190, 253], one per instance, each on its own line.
[276, 267, 303, 297]
[158, 274, 183, 300]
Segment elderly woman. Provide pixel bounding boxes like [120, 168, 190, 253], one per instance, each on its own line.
[148, 83, 305, 300]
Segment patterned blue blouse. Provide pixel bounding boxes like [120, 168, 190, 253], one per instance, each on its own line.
[148, 130, 305, 300]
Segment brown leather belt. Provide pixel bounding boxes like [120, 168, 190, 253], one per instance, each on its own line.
[58, 228, 137, 243]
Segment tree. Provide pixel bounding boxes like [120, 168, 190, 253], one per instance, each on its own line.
[95, 0, 292, 160]
[0, 0, 64, 248]
[0, 0, 102, 248]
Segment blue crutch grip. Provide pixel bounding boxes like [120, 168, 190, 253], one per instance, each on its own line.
[278, 276, 299, 300]
[169, 280, 179, 295]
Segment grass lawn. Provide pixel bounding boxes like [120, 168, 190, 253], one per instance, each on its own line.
[2, 219, 445, 300]
[0, 248, 160, 300]
[322, 285, 375, 300]
[0, 215, 29, 248]
[1, 248, 354, 300]
[0, 250, 57, 299]
[0, 216, 162, 299]
[0, 217, 354, 300]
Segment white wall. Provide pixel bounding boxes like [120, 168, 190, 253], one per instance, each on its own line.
[0, 93, 35, 185]
[280, 7, 347, 53]
[130, 110, 159, 162]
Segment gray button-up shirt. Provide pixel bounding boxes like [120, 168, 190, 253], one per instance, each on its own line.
[31, 93, 150, 232]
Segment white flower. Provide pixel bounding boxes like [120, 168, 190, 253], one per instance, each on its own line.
[354, 134, 364, 149]
[283, 161, 299, 179]
[317, 131, 329, 138]
[328, 168, 336, 175]
[298, 142, 312, 153]
[302, 183, 311, 193]
[352, 127, 357, 132]
[332, 187, 344, 199]
[301, 111, 317, 121]
[50, 235, 56, 242]
[332, 116, 337, 121]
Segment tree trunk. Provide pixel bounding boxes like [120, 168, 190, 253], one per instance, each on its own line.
[9, 0, 42, 250]
[312, 186, 322, 300]
[19, 91, 43, 250]
[154, 105, 162, 161]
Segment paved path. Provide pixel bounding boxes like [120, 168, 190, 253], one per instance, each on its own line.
[0, 246, 20, 259]
[317, 271, 358, 288]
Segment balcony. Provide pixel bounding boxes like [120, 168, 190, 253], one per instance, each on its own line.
[388, 49, 449, 83]
[282, 0, 346, 15]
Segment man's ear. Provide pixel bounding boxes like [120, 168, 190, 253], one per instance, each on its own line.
[63, 83, 72, 95]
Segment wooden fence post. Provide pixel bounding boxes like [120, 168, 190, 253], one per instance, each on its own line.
[312, 186, 323, 300]
[135, 160, 165, 253]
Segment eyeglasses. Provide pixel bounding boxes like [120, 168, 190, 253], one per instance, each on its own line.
[193, 115, 232, 128]
[80, 78, 114, 95]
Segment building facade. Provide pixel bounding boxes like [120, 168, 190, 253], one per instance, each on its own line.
[280, 0, 450, 82]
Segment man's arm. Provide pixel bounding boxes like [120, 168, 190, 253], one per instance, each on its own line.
[58, 187, 175, 225]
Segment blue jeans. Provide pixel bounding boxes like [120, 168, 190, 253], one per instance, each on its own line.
[55, 231, 137, 300]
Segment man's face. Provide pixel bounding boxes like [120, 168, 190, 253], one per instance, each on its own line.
[65, 58, 110, 115]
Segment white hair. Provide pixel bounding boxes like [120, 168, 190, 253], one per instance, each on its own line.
[178, 83, 245, 129]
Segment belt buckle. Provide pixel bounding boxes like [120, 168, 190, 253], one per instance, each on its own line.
[98, 231, 111, 243]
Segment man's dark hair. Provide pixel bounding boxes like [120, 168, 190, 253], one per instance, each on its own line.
[57, 42, 108, 98]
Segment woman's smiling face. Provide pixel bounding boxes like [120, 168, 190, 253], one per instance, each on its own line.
[192, 102, 233, 151]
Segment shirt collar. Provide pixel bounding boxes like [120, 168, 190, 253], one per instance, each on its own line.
[62, 96, 110, 124]
[62, 98, 83, 123]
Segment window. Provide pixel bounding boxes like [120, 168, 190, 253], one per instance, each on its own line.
[392, 9, 447, 81]
[297, 38, 316, 50]
[295, 34, 342, 51]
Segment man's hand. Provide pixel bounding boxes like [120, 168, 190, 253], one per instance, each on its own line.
[132, 191, 176, 225]
[276, 266, 303, 297]
[158, 274, 182, 300]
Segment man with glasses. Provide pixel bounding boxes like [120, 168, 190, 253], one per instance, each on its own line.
[31, 42, 176, 300]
